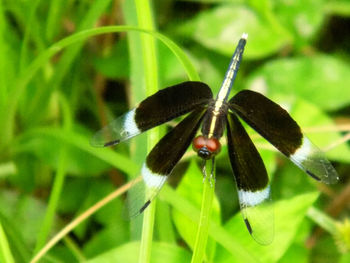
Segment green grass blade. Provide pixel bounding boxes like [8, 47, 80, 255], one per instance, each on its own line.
[161, 185, 258, 263]
[0, 162, 16, 178]
[13, 127, 138, 175]
[121, 0, 147, 240]
[27, 0, 113, 124]
[0, 221, 15, 263]
[0, 1, 8, 114]
[133, 1, 159, 262]
[191, 160, 216, 263]
[1, 25, 198, 147]
[45, 0, 65, 42]
[33, 93, 72, 254]
[18, 0, 42, 73]
[307, 206, 337, 234]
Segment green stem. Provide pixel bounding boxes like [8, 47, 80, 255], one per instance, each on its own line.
[307, 206, 337, 234]
[63, 236, 86, 262]
[161, 185, 258, 262]
[0, 221, 15, 263]
[191, 160, 216, 263]
[1, 25, 199, 150]
[34, 93, 72, 254]
[134, 1, 159, 263]
[0, 0, 8, 147]
[1, 0, 111, 146]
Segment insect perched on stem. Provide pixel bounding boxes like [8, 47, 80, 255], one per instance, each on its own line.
[91, 33, 338, 244]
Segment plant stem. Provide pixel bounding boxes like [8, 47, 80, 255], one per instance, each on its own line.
[191, 160, 216, 263]
[161, 185, 257, 262]
[134, 1, 159, 262]
[34, 93, 72, 253]
[0, 221, 15, 263]
[307, 206, 337, 234]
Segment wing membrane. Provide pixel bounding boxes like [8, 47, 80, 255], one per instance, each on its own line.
[91, 81, 212, 147]
[227, 112, 273, 245]
[229, 90, 338, 184]
[127, 107, 207, 218]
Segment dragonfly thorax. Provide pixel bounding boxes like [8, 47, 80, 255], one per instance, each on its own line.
[192, 135, 221, 160]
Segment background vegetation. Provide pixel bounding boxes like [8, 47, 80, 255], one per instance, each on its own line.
[0, 0, 349, 262]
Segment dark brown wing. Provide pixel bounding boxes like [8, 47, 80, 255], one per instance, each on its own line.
[91, 81, 212, 147]
[227, 112, 273, 245]
[229, 90, 338, 184]
[127, 107, 207, 218]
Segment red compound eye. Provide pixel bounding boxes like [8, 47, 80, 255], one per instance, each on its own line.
[193, 136, 206, 151]
[206, 138, 221, 153]
[193, 136, 221, 154]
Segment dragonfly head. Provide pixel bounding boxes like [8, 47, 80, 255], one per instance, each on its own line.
[193, 135, 221, 160]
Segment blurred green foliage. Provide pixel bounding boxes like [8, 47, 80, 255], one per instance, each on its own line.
[0, 0, 349, 262]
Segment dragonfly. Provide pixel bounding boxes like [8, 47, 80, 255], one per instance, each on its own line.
[91, 33, 339, 244]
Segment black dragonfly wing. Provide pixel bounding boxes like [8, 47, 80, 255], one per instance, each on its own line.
[229, 90, 339, 184]
[91, 81, 212, 147]
[227, 112, 274, 245]
[127, 106, 207, 218]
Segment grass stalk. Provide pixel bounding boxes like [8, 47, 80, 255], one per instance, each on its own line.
[134, 1, 159, 262]
[2, 25, 198, 150]
[33, 93, 72, 254]
[45, 0, 63, 42]
[161, 185, 258, 262]
[307, 206, 337, 234]
[191, 160, 216, 263]
[30, 178, 141, 263]
[0, 0, 8, 146]
[0, 221, 15, 263]
[63, 236, 86, 262]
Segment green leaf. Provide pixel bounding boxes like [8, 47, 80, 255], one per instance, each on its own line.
[14, 127, 138, 176]
[278, 243, 309, 263]
[311, 236, 340, 263]
[86, 242, 191, 263]
[274, 0, 326, 41]
[214, 192, 319, 262]
[0, 221, 15, 263]
[161, 185, 259, 262]
[92, 39, 130, 79]
[278, 220, 312, 263]
[83, 225, 129, 258]
[247, 55, 350, 111]
[0, 190, 59, 247]
[179, 4, 290, 58]
[172, 160, 220, 261]
[340, 253, 350, 263]
[17, 128, 110, 176]
[57, 178, 90, 213]
[71, 180, 122, 239]
[273, 161, 317, 201]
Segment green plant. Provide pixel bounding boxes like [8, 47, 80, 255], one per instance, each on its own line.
[0, 1, 349, 262]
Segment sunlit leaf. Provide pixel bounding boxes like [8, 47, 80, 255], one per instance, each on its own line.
[86, 241, 191, 263]
[247, 55, 350, 111]
[214, 192, 319, 262]
[274, 0, 326, 41]
[178, 4, 290, 58]
[172, 160, 221, 261]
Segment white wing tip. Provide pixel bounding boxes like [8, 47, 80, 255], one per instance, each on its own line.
[242, 33, 248, 40]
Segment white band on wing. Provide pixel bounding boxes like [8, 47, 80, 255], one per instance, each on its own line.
[291, 137, 312, 163]
[238, 186, 270, 207]
[123, 109, 140, 135]
[142, 163, 166, 188]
